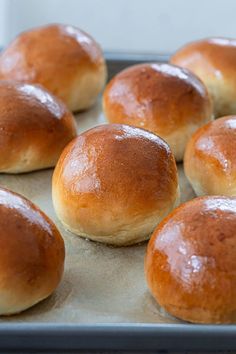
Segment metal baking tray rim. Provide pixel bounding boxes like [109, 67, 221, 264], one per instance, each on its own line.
[0, 322, 235, 351]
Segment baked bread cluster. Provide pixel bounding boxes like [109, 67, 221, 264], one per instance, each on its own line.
[0, 24, 235, 323]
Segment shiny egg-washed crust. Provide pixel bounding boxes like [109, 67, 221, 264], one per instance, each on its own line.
[0, 81, 77, 173]
[0, 187, 65, 315]
[52, 124, 179, 246]
[184, 116, 236, 196]
[0, 24, 107, 111]
[145, 196, 236, 324]
[171, 38, 236, 117]
[103, 63, 213, 161]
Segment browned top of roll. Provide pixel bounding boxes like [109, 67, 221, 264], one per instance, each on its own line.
[103, 63, 211, 135]
[0, 23, 104, 90]
[0, 187, 65, 314]
[171, 37, 236, 82]
[0, 80, 76, 172]
[146, 196, 236, 323]
[53, 124, 178, 238]
[185, 116, 236, 173]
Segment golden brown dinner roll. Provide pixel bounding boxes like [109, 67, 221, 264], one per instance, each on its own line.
[0, 24, 107, 111]
[184, 115, 236, 196]
[103, 63, 213, 161]
[52, 124, 179, 246]
[0, 80, 77, 173]
[145, 196, 236, 324]
[0, 187, 65, 315]
[171, 38, 236, 117]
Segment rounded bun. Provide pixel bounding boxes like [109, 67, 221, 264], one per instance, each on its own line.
[171, 37, 236, 117]
[0, 24, 107, 111]
[0, 80, 77, 173]
[145, 196, 236, 324]
[103, 63, 213, 161]
[52, 124, 179, 246]
[184, 115, 236, 196]
[0, 187, 65, 315]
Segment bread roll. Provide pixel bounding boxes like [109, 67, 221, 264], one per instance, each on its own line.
[0, 80, 77, 173]
[145, 196, 236, 324]
[0, 187, 65, 315]
[171, 38, 236, 117]
[52, 124, 179, 246]
[103, 63, 213, 161]
[184, 115, 236, 196]
[0, 24, 107, 111]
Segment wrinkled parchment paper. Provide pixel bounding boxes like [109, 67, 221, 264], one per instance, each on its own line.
[0, 101, 195, 324]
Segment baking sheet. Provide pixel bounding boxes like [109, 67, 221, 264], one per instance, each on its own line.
[0, 99, 195, 325]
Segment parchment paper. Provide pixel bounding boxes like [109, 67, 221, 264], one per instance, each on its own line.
[0, 101, 195, 324]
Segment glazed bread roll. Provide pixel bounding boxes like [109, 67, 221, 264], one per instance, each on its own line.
[52, 124, 179, 246]
[184, 116, 236, 196]
[103, 63, 213, 161]
[171, 38, 236, 117]
[0, 81, 77, 173]
[0, 187, 65, 315]
[0, 24, 107, 111]
[145, 196, 236, 324]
